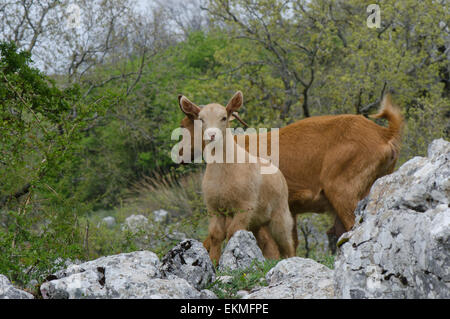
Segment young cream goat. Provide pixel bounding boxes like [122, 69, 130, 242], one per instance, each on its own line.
[179, 91, 296, 263]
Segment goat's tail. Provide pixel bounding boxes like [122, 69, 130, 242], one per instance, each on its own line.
[369, 93, 403, 150]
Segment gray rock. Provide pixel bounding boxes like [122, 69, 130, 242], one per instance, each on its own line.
[244, 257, 335, 299]
[266, 257, 333, 286]
[52, 264, 86, 280]
[218, 230, 265, 271]
[236, 290, 249, 298]
[115, 278, 204, 299]
[41, 268, 106, 299]
[0, 275, 34, 299]
[153, 209, 168, 223]
[121, 214, 148, 234]
[334, 138, 450, 299]
[166, 229, 187, 241]
[41, 251, 161, 299]
[199, 289, 218, 299]
[53, 257, 81, 270]
[101, 216, 116, 228]
[160, 239, 215, 290]
[39, 248, 215, 299]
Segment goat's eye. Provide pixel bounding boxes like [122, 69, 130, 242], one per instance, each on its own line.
[221, 117, 227, 121]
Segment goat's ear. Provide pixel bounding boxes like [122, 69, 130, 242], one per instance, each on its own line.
[178, 95, 200, 120]
[226, 91, 243, 115]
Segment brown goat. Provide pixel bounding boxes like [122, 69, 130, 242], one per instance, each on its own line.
[177, 93, 403, 255]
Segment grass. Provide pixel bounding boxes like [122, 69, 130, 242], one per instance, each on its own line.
[81, 170, 210, 259]
[207, 259, 280, 299]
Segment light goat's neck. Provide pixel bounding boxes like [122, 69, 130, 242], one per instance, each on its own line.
[205, 129, 253, 169]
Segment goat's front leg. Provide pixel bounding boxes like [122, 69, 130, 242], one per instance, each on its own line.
[226, 210, 250, 240]
[207, 214, 226, 265]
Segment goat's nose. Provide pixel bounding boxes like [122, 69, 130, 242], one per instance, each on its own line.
[205, 128, 220, 141]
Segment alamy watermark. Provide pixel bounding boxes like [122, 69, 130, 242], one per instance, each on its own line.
[367, 4, 381, 28]
[66, 4, 81, 29]
[171, 121, 280, 175]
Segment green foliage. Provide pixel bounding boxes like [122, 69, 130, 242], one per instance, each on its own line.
[401, 95, 448, 163]
[208, 259, 279, 299]
[60, 171, 209, 263]
[0, 41, 104, 288]
[205, 0, 449, 159]
[183, 31, 225, 72]
[296, 213, 334, 260]
[109, 171, 209, 258]
[67, 30, 229, 208]
[1, 41, 74, 196]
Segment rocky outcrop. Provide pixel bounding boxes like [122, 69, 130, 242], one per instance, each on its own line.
[244, 257, 335, 299]
[218, 230, 265, 271]
[0, 275, 34, 299]
[334, 138, 450, 298]
[40, 251, 160, 298]
[160, 239, 215, 290]
[40, 247, 217, 299]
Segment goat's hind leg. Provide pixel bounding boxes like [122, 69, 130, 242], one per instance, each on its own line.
[326, 214, 346, 254]
[255, 226, 280, 259]
[323, 179, 361, 232]
[203, 234, 212, 252]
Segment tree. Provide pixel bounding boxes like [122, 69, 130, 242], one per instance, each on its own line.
[1, 41, 79, 208]
[0, 41, 109, 284]
[203, 0, 343, 120]
[0, 0, 147, 81]
[203, 0, 449, 161]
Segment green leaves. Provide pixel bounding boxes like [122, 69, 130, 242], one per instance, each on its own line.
[208, 259, 280, 299]
[0, 42, 101, 289]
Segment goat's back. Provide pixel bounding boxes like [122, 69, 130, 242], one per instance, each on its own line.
[253, 114, 401, 214]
